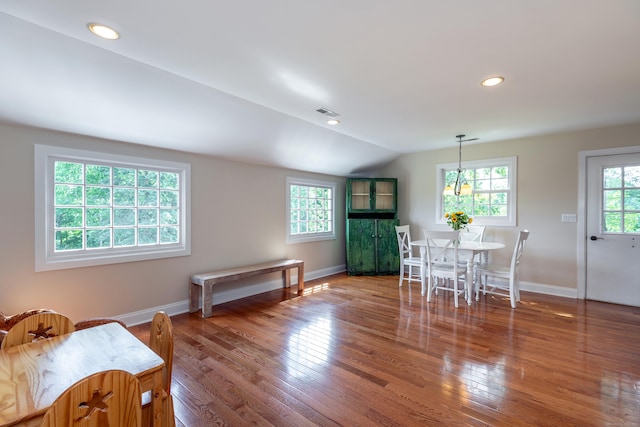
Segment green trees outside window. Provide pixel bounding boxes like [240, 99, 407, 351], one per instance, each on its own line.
[289, 184, 333, 235]
[54, 161, 181, 251]
[603, 166, 640, 233]
[287, 177, 336, 243]
[443, 165, 510, 218]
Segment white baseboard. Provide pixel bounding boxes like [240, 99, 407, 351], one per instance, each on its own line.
[483, 278, 578, 299]
[117, 266, 577, 326]
[520, 281, 578, 299]
[117, 300, 191, 327]
[118, 264, 346, 326]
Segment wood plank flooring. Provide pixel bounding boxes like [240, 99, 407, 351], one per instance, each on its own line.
[129, 273, 640, 426]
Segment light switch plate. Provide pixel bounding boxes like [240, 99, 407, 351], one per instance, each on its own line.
[561, 214, 577, 223]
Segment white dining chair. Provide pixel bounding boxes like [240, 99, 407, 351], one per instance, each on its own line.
[459, 225, 485, 242]
[459, 225, 487, 270]
[422, 229, 468, 308]
[395, 225, 422, 287]
[476, 230, 530, 308]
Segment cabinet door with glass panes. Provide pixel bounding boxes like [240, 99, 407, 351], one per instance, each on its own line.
[347, 178, 397, 213]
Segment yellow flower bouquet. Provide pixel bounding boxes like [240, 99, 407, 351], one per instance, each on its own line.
[445, 211, 472, 231]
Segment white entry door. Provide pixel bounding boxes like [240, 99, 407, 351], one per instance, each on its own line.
[586, 153, 640, 306]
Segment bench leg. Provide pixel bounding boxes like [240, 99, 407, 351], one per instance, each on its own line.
[189, 282, 200, 313]
[297, 264, 304, 295]
[282, 266, 304, 295]
[282, 269, 291, 289]
[202, 283, 213, 318]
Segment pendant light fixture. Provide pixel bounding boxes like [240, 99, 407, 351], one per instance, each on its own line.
[443, 134, 478, 196]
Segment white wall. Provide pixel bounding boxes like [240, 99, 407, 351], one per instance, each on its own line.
[381, 122, 640, 295]
[0, 122, 346, 324]
[5, 120, 639, 322]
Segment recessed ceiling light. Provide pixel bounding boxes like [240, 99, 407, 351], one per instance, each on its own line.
[327, 119, 341, 126]
[87, 23, 120, 40]
[481, 76, 504, 87]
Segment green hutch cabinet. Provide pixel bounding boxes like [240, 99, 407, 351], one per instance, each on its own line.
[346, 178, 399, 275]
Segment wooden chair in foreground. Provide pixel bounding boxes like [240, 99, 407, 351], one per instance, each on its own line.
[0, 308, 55, 345]
[0, 312, 75, 350]
[41, 369, 142, 427]
[141, 311, 176, 427]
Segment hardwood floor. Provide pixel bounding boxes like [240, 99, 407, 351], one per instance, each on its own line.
[130, 273, 640, 426]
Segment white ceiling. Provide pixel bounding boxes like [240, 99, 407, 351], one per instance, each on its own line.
[1, 1, 640, 176]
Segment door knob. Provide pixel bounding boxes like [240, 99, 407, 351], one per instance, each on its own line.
[590, 235, 603, 241]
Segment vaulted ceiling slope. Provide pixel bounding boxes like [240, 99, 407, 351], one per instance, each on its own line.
[1, 1, 640, 176]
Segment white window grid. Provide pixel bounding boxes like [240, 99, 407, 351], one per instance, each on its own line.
[53, 161, 181, 251]
[286, 177, 336, 243]
[35, 145, 190, 271]
[436, 157, 517, 227]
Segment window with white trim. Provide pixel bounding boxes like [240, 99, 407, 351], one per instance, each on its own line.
[436, 157, 517, 226]
[287, 177, 336, 243]
[35, 145, 190, 271]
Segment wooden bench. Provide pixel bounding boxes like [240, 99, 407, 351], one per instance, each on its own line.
[190, 259, 304, 318]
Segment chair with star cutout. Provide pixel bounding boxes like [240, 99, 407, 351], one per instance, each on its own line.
[0, 308, 56, 346]
[40, 369, 142, 426]
[141, 311, 176, 427]
[0, 311, 75, 350]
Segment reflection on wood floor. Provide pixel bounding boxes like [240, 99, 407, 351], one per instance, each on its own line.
[130, 273, 640, 426]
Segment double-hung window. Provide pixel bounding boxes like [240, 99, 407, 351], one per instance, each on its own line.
[436, 156, 517, 226]
[35, 145, 190, 271]
[287, 177, 335, 243]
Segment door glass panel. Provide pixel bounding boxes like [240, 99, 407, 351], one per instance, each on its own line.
[624, 212, 640, 232]
[624, 166, 640, 186]
[603, 212, 622, 232]
[604, 190, 621, 209]
[602, 165, 640, 234]
[625, 189, 640, 209]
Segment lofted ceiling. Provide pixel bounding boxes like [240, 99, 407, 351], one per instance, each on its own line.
[1, 1, 640, 176]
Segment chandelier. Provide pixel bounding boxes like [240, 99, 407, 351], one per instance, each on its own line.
[443, 134, 477, 196]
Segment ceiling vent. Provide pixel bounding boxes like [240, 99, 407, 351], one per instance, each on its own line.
[316, 107, 340, 118]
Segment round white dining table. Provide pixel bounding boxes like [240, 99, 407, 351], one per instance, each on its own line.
[410, 239, 506, 304]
